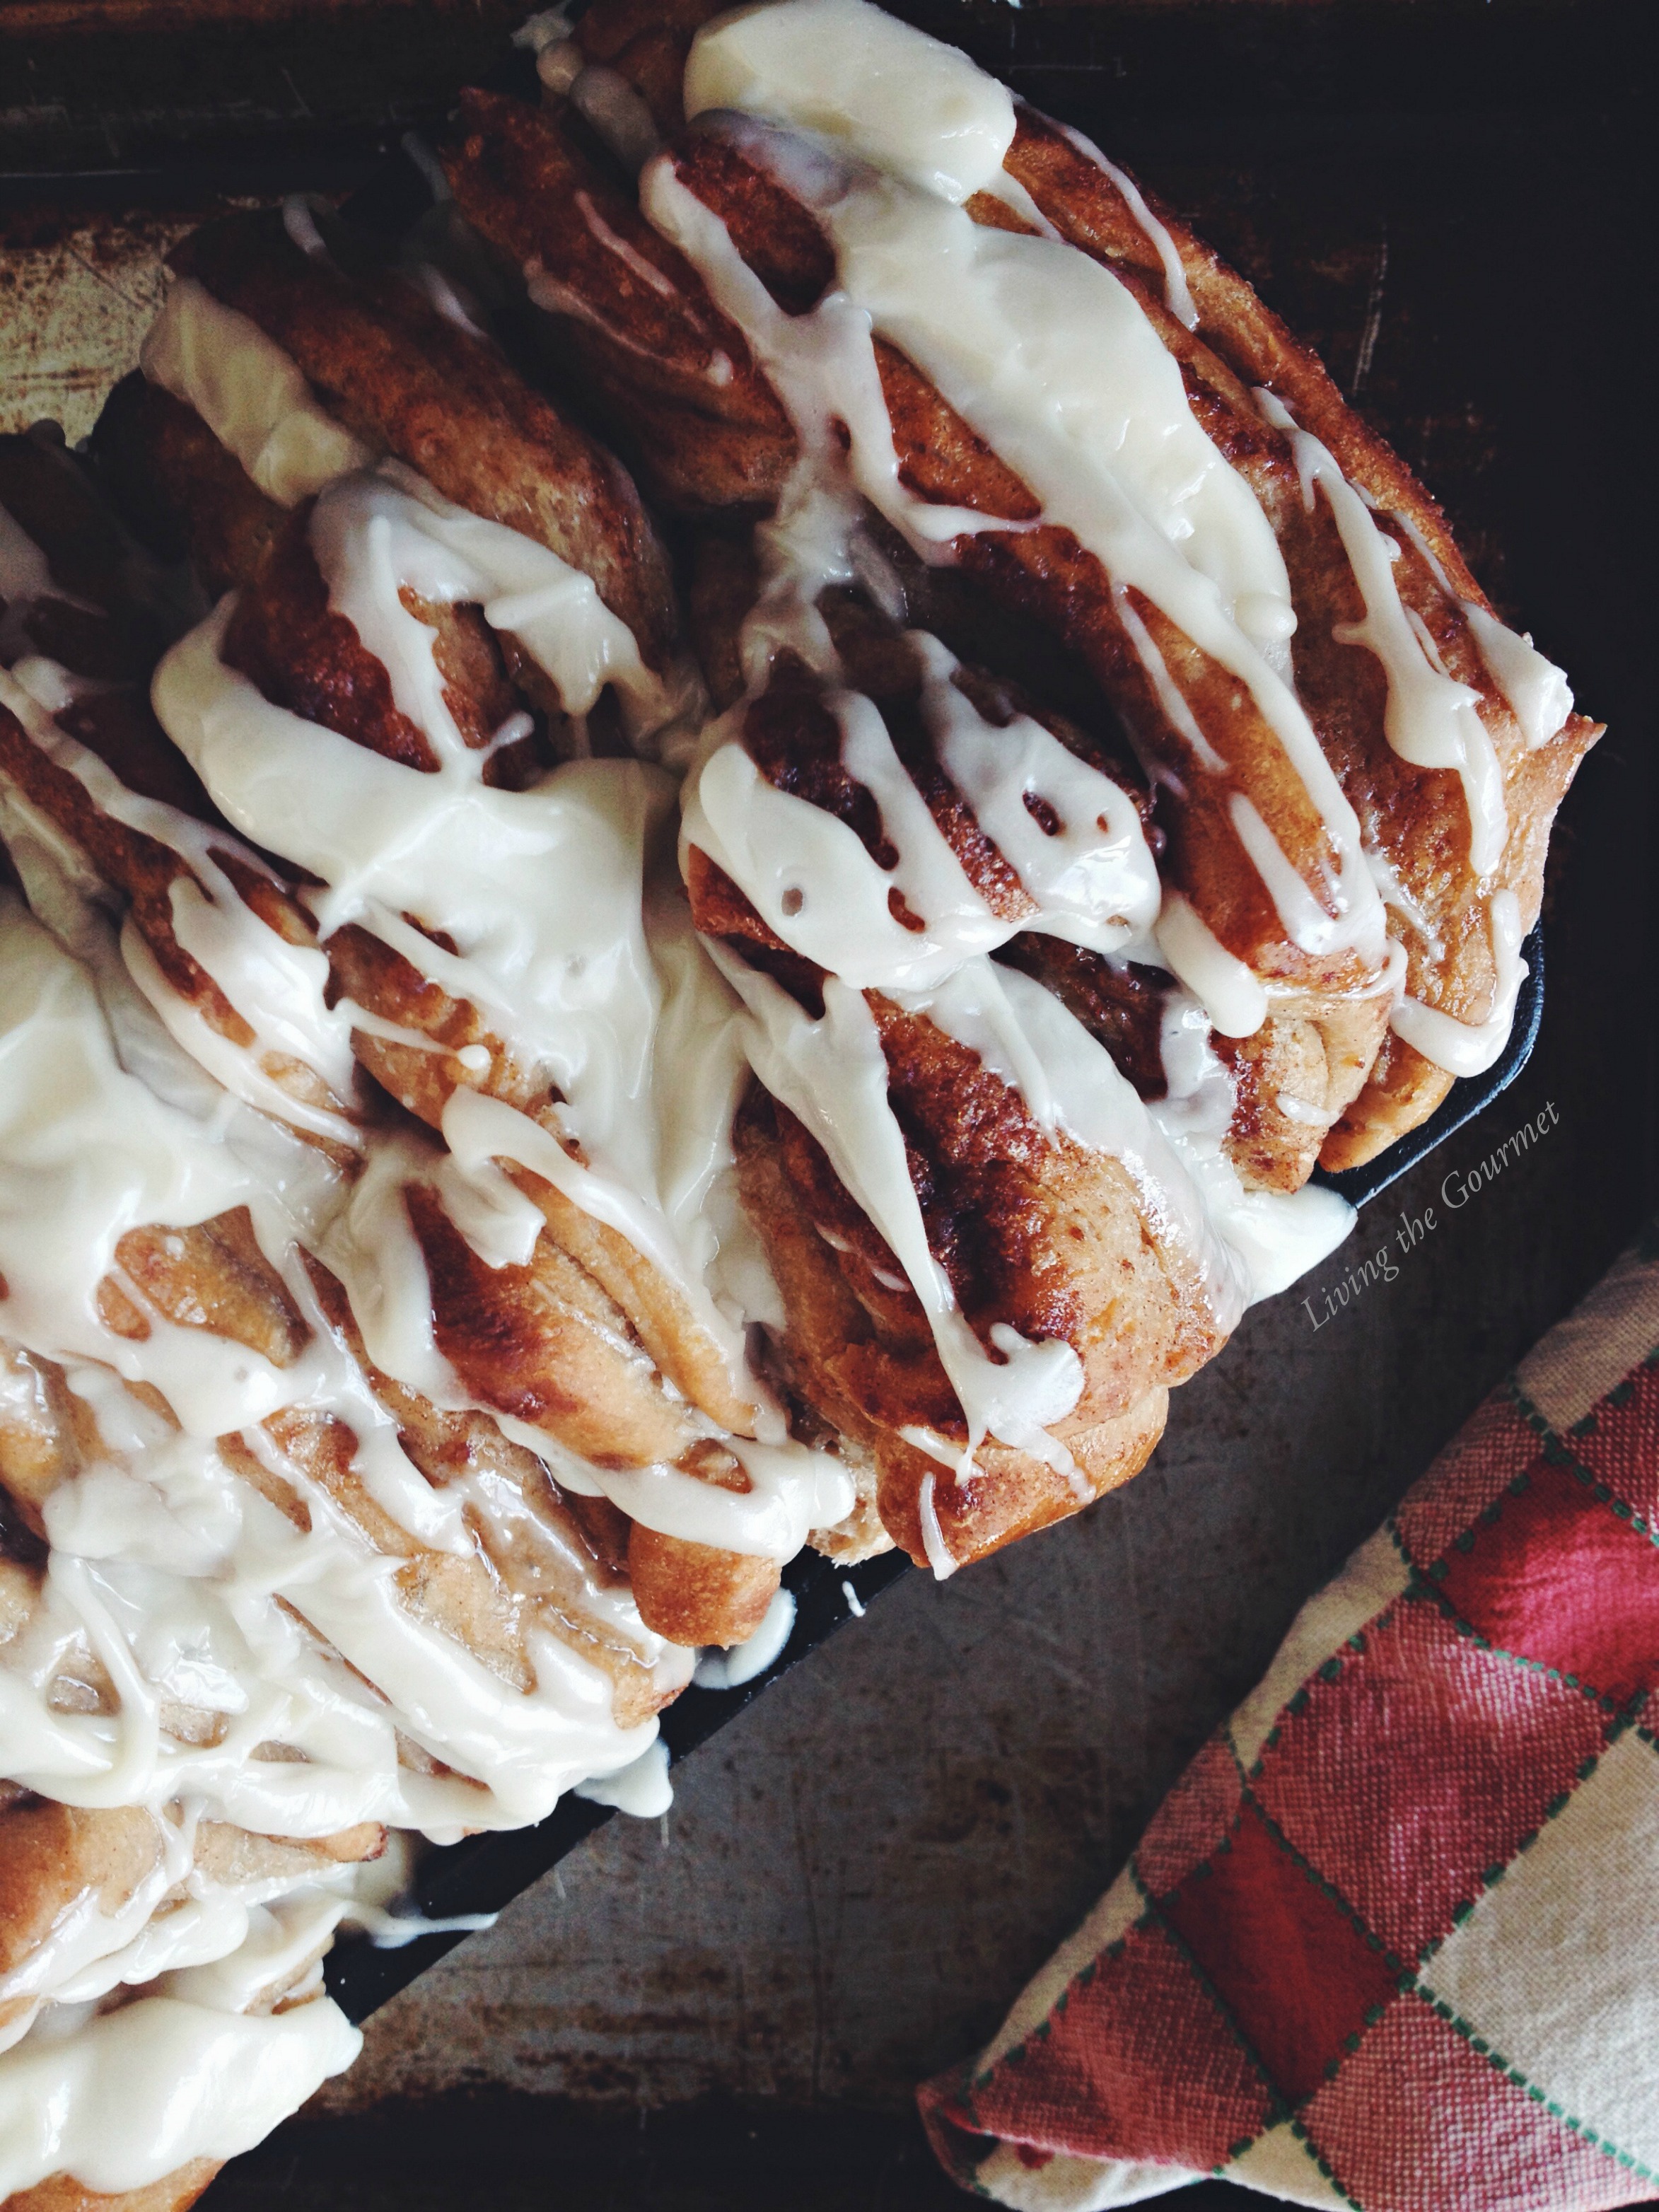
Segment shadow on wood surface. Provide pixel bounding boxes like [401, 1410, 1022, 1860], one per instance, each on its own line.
[206, 2092, 1280, 2210]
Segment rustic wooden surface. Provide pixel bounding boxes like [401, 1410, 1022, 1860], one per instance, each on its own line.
[0, 3, 1650, 2204]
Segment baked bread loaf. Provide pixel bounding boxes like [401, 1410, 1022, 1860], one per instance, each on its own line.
[443, 0, 1597, 1574]
[0, 0, 1597, 2194]
[0, 402, 807, 2199]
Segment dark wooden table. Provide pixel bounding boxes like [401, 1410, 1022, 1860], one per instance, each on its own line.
[1, 3, 1651, 2203]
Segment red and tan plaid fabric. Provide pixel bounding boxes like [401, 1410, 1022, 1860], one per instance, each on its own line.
[920, 1224, 1659, 2212]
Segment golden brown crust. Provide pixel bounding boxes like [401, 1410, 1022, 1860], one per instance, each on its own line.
[693, 821, 1220, 1573]
[298, 1261, 687, 1716]
[1216, 991, 1393, 1192]
[171, 209, 676, 668]
[322, 921, 763, 1443]
[631, 136, 1425, 1217]
[665, 134, 1371, 991]
[220, 503, 546, 782]
[0, 699, 357, 1146]
[462, 83, 1595, 1146]
[2, 2159, 223, 2212]
[129, 406, 784, 1646]
[113, 1207, 310, 1369]
[365, 1182, 767, 1648]
[876, 1392, 1168, 1573]
[404, 1179, 700, 1470]
[443, 90, 798, 516]
[0, 1801, 162, 1986]
[624, 1523, 779, 1649]
[38, 1, 1594, 1626]
[729, 1088, 1175, 1572]
[991, 938, 1172, 1105]
[670, 119, 1598, 1163]
[991, 109, 1600, 1163]
[91, 374, 284, 601]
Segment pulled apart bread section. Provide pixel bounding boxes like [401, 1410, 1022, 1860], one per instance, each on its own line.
[0, 0, 1597, 2201]
[448, 0, 1596, 1576]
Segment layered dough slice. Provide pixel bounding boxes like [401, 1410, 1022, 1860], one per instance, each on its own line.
[982, 105, 1602, 1163]
[0, 875, 694, 2208]
[0, 432, 361, 1157]
[439, 0, 1599, 1569]
[680, 607, 1235, 1568]
[449, 4, 1598, 1159]
[91, 204, 866, 1643]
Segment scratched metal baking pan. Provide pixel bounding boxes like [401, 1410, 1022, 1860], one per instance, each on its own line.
[0, 0, 1560, 2027]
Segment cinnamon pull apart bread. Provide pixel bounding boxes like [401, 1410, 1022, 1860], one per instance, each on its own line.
[0, 209, 843, 2212]
[0, 0, 1598, 2192]
[443, 0, 1597, 1577]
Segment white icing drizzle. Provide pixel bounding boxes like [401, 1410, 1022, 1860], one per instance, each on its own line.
[512, 4, 574, 55]
[709, 948, 1079, 1474]
[149, 472, 861, 1554]
[913, 634, 1161, 956]
[916, 1471, 957, 1580]
[1389, 885, 1527, 1078]
[0, 660, 359, 1148]
[651, 0, 1391, 1486]
[576, 188, 680, 303]
[141, 278, 376, 507]
[683, 0, 1018, 206]
[143, 260, 695, 743]
[1148, 988, 1354, 1300]
[1363, 839, 1445, 960]
[1255, 386, 1507, 880]
[569, 65, 662, 176]
[1247, 393, 1545, 1076]
[1460, 601, 1573, 753]
[685, 694, 1003, 992]
[129, 264, 851, 1544]
[691, 1583, 796, 1689]
[1053, 122, 1200, 332]
[0, 877, 714, 2184]
[573, 1438, 854, 1559]
[535, 37, 585, 94]
[1154, 892, 1268, 1040]
[0, 330, 857, 2179]
[707, 933, 1262, 1479]
[1383, 506, 1573, 753]
[573, 1735, 673, 1814]
[281, 195, 332, 264]
[407, 260, 491, 342]
[155, 608, 755, 1402]
[1112, 584, 1228, 776]
[0, 1984, 361, 2201]
[348, 1901, 497, 1947]
[310, 465, 663, 734]
[0, 873, 723, 2202]
[662, 18, 1386, 968]
[1228, 792, 1349, 959]
[1275, 1091, 1327, 1127]
[0, 895, 687, 1823]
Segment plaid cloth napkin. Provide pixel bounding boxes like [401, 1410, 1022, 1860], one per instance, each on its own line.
[920, 1222, 1659, 2212]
